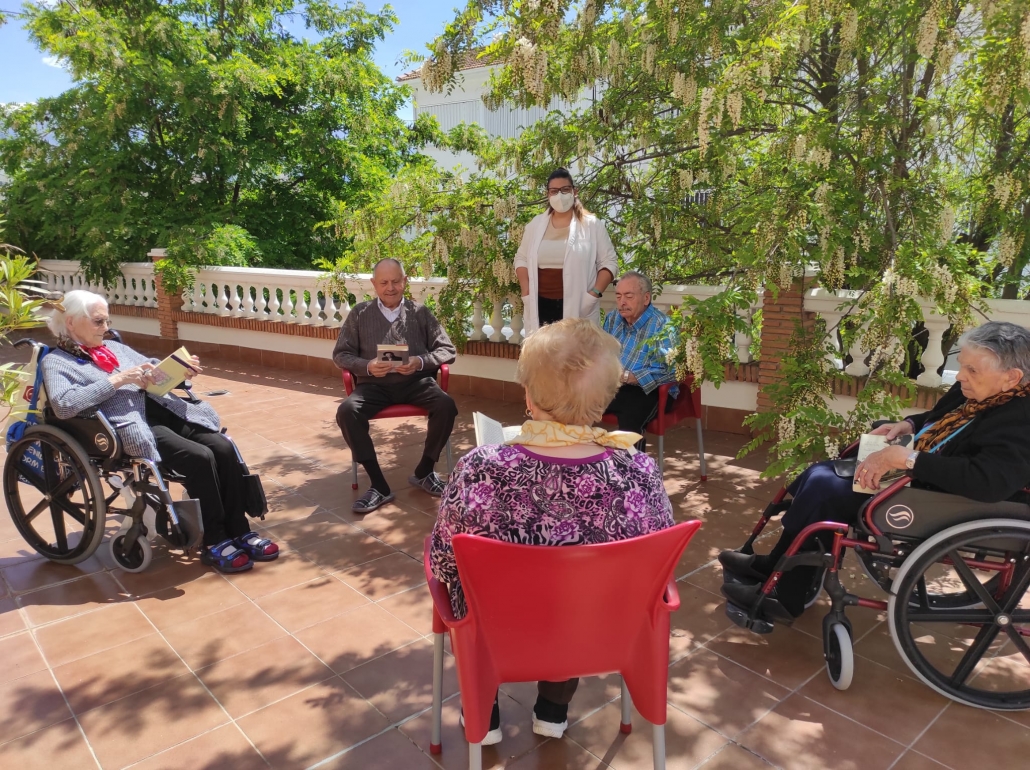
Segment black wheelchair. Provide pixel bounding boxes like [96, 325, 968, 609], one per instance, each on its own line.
[3, 337, 267, 573]
[723, 435, 1030, 711]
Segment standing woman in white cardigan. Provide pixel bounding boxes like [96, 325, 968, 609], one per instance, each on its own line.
[514, 168, 617, 336]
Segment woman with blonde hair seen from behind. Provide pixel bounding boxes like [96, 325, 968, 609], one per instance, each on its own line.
[429, 318, 674, 745]
[515, 168, 617, 335]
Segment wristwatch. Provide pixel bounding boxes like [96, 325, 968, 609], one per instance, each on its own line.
[621, 370, 630, 384]
[588, 287, 603, 298]
[905, 451, 919, 470]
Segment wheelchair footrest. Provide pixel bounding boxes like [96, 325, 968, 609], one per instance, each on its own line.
[725, 602, 775, 635]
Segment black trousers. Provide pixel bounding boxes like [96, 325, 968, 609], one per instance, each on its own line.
[145, 400, 249, 547]
[538, 296, 563, 326]
[336, 376, 458, 467]
[604, 385, 660, 451]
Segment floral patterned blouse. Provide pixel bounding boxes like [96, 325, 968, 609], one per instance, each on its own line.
[429, 444, 676, 618]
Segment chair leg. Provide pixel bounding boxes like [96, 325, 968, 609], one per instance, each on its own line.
[445, 438, 452, 473]
[351, 459, 358, 490]
[430, 632, 444, 754]
[657, 435, 664, 475]
[620, 677, 633, 734]
[652, 723, 666, 770]
[469, 743, 483, 770]
[696, 418, 707, 481]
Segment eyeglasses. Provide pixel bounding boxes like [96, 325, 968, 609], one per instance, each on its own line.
[90, 317, 111, 328]
[547, 186, 574, 196]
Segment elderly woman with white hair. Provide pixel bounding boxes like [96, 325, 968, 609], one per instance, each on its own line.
[429, 317, 674, 744]
[41, 289, 279, 573]
[721, 320, 1030, 622]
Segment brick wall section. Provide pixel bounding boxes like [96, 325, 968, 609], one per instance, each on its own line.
[756, 283, 808, 412]
[108, 305, 159, 319]
[151, 255, 182, 340]
[463, 340, 521, 358]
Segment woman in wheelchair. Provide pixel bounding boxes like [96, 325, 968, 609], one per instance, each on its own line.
[721, 321, 1030, 622]
[41, 290, 279, 573]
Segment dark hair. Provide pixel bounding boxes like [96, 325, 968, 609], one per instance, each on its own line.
[545, 167, 590, 221]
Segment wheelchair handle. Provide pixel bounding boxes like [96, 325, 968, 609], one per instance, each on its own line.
[13, 338, 38, 349]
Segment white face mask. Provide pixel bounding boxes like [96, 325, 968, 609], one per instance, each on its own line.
[551, 192, 575, 213]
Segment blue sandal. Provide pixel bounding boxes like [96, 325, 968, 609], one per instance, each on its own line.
[201, 539, 253, 573]
[235, 532, 280, 562]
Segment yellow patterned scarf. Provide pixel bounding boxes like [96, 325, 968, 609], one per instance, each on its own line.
[505, 420, 642, 450]
[915, 383, 1030, 452]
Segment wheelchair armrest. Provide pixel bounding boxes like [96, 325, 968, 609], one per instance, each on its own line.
[862, 483, 1030, 540]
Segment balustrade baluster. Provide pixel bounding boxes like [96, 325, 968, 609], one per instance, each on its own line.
[819, 310, 846, 370]
[489, 300, 504, 343]
[470, 300, 485, 341]
[295, 288, 309, 323]
[215, 284, 229, 316]
[267, 286, 281, 321]
[280, 287, 295, 321]
[191, 282, 204, 314]
[509, 297, 524, 345]
[916, 316, 950, 387]
[844, 323, 870, 377]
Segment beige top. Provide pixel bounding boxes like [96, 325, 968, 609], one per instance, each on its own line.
[536, 221, 569, 268]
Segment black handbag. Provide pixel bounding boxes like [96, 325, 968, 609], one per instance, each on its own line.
[242, 471, 268, 519]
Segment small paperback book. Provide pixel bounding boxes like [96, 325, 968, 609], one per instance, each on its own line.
[376, 344, 409, 367]
[852, 433, 913, 494]
[145, 346, 195, 397]
[473, 412, 522, 447]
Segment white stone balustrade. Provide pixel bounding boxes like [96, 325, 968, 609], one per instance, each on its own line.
[39, 260, 159, 308]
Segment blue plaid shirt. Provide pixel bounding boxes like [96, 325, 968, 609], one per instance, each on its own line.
[602, 303, 678, 395]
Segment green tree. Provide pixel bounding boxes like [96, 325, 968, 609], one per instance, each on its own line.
[329, 0, 1030, 477]
[0, 0, 436, 284]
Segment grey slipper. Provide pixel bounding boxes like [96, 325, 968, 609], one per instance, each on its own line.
[353, 487, 394, 514]
[408, 472, 447, 497]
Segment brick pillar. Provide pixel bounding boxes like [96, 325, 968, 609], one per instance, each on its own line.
[149, 248, 181, 342]
[756, 282, 807, 412]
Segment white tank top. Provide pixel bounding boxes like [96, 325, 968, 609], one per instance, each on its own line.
[537, 221, 569, 269]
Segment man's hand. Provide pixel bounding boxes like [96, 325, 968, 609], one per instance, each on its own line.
[394, 359, 421, 376]
[855, 445, 911, 489]
[367, 360, 394, 377]
[869, 420, 913, 440]
[622, 370, 639, 386]
[187, 355, 203, 377]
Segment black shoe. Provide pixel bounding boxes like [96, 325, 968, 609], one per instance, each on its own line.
[721, 580, 798, 625]
[718, 550, 771, 582]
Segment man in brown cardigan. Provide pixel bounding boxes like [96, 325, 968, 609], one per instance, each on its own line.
[333, 259, 458, 513]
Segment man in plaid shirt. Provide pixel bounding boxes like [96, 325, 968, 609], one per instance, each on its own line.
[602, 271, 678, 451]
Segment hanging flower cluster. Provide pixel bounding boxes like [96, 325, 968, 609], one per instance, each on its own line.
[513, 37, 548, 102]
[916, 2, 940, 60]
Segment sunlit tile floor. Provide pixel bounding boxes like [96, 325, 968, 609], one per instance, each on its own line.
[0, 344, 1026, 769]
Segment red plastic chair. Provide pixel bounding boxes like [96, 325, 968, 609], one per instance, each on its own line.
[341, 364, 452, 489]
[424, 520, 702, 770]
[602, 375, 707, 480]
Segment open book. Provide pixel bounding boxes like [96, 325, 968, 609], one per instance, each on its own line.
[145, 346, 195, 397]
[473, 412, 522, 447]
[852, 433, 913, 494]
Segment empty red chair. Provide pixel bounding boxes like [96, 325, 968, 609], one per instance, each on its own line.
[424, 520, 702, 770]
[340, 364, 452, 489]
[602, 375, 706, 480]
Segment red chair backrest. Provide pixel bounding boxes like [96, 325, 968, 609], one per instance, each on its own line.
[450, 520, 701, 724]
[662, 374, 701, 425]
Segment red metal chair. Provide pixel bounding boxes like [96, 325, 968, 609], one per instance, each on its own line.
[602, 375, 707, 480]
[340, 364, 452, 490]
[424, 520, 703, 770]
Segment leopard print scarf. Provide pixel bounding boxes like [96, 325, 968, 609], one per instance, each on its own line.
[915, 382, 1030, 452]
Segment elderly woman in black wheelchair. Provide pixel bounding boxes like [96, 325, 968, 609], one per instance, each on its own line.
[720, 321, 1030, 710]
[2, 289, 277, 575]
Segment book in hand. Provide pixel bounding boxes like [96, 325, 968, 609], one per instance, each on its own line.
[852, 433, 913, 494]
[376, 344, 409, 368]
[473, 412, 522, 447]
[145, 346, 195, 397]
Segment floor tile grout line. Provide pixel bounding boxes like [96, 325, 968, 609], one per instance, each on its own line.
[104, 568, 275, 769]
[23, 618, 104, 770]
[884, 701, 956, 770]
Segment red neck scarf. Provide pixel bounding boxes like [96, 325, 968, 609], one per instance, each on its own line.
[82, 345, 120, 374]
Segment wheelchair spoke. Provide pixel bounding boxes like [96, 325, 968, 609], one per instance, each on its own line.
[1003, 625, 1030, 667]
[947, 549, 1001, 614]
[42, 452, 69, 553]
[17, 464, 50, 497]
[904, 609, 996, 624]
[950, 622, 1002, 687]
[23, 495, 52, 524]
[52, 497, 88, 526]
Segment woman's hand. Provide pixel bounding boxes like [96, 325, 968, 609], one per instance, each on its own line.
[109, 363, 156, 389]
[855, 445, 911, 489]
[869, 420, 913, 440]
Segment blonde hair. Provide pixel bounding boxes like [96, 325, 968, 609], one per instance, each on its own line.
[46, 290, 107, 338]
[517, 318, 622, 425]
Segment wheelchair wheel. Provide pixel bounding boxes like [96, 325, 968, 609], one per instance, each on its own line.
[3, 425, 106, 564]
[108, 534, 152, 573]
[825, 622, 854, 691]
[888, 519, 1030, 710]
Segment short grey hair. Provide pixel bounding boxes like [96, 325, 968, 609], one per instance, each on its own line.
[618, 270, 653, 295]
[46, 290, 108, 338]
[372, 258, 405, 278]
[959, 321, 1030, 384]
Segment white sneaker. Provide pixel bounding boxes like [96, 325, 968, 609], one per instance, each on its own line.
[532, 716, 568, 738]
[459, 713, 502, 746]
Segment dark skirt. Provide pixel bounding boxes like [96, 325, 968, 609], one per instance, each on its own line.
[780, 460, 870, 535]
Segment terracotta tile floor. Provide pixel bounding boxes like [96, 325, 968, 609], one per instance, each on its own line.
[0, 352, 1027, 769]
